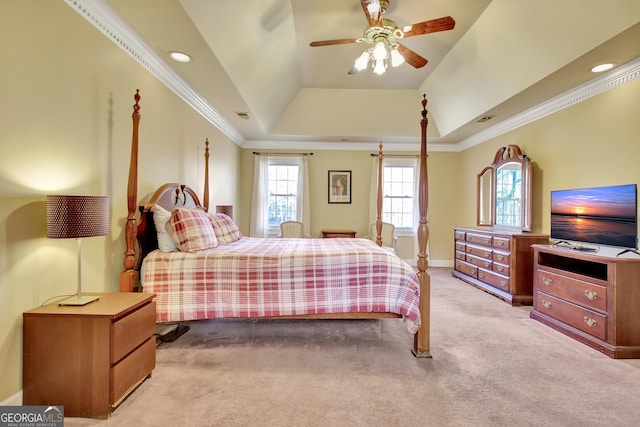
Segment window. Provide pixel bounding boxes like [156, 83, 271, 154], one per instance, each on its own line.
[382, 162, 416, 229]
[267, 162, 299, 228]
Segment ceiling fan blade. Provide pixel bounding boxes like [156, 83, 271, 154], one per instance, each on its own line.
[360, 0, 383, 28]
[402, 16, 455, 38]
[310, 38, 359, 47]
[397, 43, 428, 68]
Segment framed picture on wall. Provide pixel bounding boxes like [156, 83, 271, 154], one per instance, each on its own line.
[328, 170, 351, 204]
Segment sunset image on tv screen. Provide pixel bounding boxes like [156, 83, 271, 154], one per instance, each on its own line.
[551, 184, 637, 248]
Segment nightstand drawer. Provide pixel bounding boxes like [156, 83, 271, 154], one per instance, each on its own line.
[111, 336, 156, 405]
[112, 301, 156, 363]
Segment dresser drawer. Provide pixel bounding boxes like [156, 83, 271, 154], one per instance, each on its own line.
[478, 268, 509, 291]
[111, 336, 156, 405]
[493, 236, 510, 250]
[466, 232, 492, 246]
[455, 260, 478, 278]
[492, 250, 510, 264]
[454, 230, 466, 241]
[535, 292, 606, 340]
[493, 262, 510, 276]
[465, 243, 492, 259]
[536, 270, 606, 313]
[112, 301, 156, 364]
[467, 253, 492, 269]
[455, 241, 466, 252]
[455, 250, 466, 261]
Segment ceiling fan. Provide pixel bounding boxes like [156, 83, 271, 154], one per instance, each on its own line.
[309, 0, 455, 75]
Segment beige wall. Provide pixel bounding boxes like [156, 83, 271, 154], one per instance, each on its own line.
[456, 77, 640, 242]
[0, 1, 240, 402]
[239, 148, 460, 264]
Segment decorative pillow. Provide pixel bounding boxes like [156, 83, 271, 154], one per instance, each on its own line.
[208, 212, 242, 244]
[168, 208, 218, 252]
[152, 205, 177, 252]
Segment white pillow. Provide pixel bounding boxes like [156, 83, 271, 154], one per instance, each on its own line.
[153, 205, 178, 252]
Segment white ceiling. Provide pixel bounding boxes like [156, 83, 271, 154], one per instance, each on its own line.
[103, 0, 640, 151]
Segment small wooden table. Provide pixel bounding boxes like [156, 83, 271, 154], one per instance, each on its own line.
[321, 229, 357, 238]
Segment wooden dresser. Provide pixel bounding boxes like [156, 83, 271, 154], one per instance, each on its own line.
[452, 227, 549, 306]
[530, 245, 640, 358]
[23, 292, 156, 418]
[321, 229, 356, 238]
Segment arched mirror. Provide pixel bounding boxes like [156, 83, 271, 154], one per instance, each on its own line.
[476, 145, 532, 231]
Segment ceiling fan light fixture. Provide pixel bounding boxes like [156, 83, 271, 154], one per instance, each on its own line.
[390, 46, 404, 67]
[373, 40, 388, 60]
[373, 58, 386, 75]
[354, 50, 371, 71]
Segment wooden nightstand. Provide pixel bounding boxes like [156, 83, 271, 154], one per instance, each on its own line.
[23, 292, 156, 419]
[321, 229, 357, 238]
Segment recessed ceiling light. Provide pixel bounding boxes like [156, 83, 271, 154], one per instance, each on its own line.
[590, 63, 615, 73]
[169, 51, 192, 63]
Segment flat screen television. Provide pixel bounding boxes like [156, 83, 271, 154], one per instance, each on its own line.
[550, 184, 638, 250]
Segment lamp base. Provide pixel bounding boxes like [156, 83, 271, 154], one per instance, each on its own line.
[58, 294, 100, 306]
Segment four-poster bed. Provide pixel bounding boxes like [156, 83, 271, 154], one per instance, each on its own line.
[120, 90, 432, 357]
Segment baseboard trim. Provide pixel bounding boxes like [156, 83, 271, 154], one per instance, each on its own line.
[1, 390, 22, 406]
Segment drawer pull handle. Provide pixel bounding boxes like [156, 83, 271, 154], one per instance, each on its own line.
[479, 272, 484, 279]
[584, 317, 597, 328]
[499, 280, 507, 288]
[542, 300, 552, 309]
[484, 262, 490, 267]
[483, 239, 490, 244]
[467, 247, 472, 252]
[584, 290, 598, 300]
[542, 277, 552, 286]
[496, 266, 504, 272]
[484, 251, 490, 257]
[496, 241, 504, 246]
[496, 255, 504, 261]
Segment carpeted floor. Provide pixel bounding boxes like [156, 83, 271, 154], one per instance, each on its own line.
[66, 268, 640, 426]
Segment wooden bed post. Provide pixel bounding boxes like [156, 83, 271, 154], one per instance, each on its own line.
[203, 138, 210, 212]
[412, 95, 431, 358]
[120, 90, 141, 292]
[375, 142, 383, 247]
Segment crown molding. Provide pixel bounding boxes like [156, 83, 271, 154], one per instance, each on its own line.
[64, 0, 245, 146]
[456, 56, 640, 151]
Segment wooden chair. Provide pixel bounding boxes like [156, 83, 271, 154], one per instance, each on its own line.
[280, 221, 310, 238]
[369, 222, 398, 253]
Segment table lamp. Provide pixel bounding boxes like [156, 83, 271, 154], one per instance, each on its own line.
[46, 195, 110, 306]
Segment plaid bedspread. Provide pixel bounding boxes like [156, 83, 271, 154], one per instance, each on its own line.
[141, 237, 421, 334]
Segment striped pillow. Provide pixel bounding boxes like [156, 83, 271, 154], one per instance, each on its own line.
[208, 212, 242, 244]
[168, 208, 218, 252]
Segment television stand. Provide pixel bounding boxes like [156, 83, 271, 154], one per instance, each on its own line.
[530, 244, 640, 358]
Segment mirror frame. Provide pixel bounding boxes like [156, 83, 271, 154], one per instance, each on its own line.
[476, 144, 532, 231]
